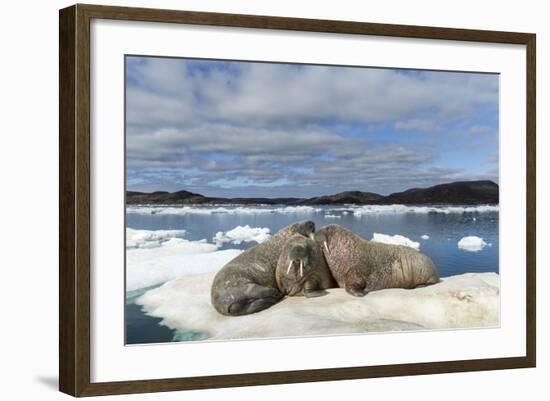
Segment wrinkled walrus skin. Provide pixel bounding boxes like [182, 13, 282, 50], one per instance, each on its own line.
[211, 221, 316, 316]
[275, 234, 336, 298]
[315, 225, 439, 297]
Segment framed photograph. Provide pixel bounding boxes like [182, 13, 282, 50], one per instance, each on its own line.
[59, 4, 536, 397]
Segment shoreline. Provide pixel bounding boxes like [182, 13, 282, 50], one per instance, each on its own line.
[126, 202, 500, 207]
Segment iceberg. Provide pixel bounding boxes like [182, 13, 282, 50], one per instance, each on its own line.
[213, 225, 271, 246]
[371, 233, 420, 250]
[421, 234, 430, 240]
[457, 236, 488, 252]
[136, 272, 500, 341]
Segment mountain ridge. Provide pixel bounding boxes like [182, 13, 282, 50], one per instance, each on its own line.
[126, 180, 498, 205]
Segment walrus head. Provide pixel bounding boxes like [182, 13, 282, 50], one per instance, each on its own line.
[276, 234, 317, 296]
[314, 224, 341, 257]
[287, 220, 315, 240]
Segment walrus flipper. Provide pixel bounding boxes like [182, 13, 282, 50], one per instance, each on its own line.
[345, 284, 368, 297]
[303, 279, 329, 298]
[227, 284, 284, 316]
[304, 288, 328, 298]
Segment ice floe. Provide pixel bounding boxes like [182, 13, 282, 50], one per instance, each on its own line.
[126, 225, 277, 290]
[421, 234, 430, 240]
[126, 229, 241, 291]
[457, 236, 489, 252]
[324, 214, 341, 219]
[127, 205, 322, 216]
[127, 204, 498, 217]
[126, 228, 187, 249]
[213, 225, 271, 246]
[352, 204, 499, 216]
[371, 233, 420, 250]
[136, 272, 500, 341]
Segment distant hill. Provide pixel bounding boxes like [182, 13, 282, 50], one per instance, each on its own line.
[125, 190, 208, 204]
[383, 180, 498, 205]
[301, 191, 384, 205]
[126, 180, 498, 205]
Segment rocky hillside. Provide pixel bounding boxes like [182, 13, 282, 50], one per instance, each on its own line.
[126, 180, 498, 205]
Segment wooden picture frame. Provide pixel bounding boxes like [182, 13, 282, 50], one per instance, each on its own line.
[59, 3, 536, 397]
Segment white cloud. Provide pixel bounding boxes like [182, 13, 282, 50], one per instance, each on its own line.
[127, 58, 498, 129]
[125, 57, 499, 195]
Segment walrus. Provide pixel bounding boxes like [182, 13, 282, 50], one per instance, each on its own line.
[315, 225, 439, 297]
[211, 220, 316, 316]
[275, 234, 336, 298]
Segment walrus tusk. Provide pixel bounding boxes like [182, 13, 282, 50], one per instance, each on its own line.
[300, 260, 303, 277]
[324, 241, 329, 254]
[309, 233, 315, 240]
[287, 260, 293, 274]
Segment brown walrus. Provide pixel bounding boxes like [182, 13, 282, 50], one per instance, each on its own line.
[211, 220, 315, 316]
[315, 224, 439, 297]
[275, 234, 336, 297]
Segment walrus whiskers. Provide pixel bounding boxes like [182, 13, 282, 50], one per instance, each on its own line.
[276, 232, 336, 299]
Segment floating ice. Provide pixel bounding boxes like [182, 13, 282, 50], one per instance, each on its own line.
[136, 272, 500, 341]
[126, 233, 240, 291]
[126, 228, 187, 249]
[324, 214, 341, 219]
[127, 204, 498, 217]
[457, 236, 488, 252]
[421, 234, 430, 240]
[371, 233, 420, 250]
[213, 225, 271, 246]
[127, 205, 322, 216]
[352, 204, 499, 216]
[280, 206, 323, 214]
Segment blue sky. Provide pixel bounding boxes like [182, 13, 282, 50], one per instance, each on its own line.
[125, 56, 498, 197]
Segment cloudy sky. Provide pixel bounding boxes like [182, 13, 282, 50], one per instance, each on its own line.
[125, 56, 499, 197]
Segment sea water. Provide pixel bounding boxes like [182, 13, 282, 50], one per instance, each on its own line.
[125, 204, 498, 344]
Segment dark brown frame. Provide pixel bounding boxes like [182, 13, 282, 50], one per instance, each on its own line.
[59, 3, 536, 397]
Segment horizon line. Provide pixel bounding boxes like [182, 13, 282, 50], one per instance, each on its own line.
[126, 179, 499, 198]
